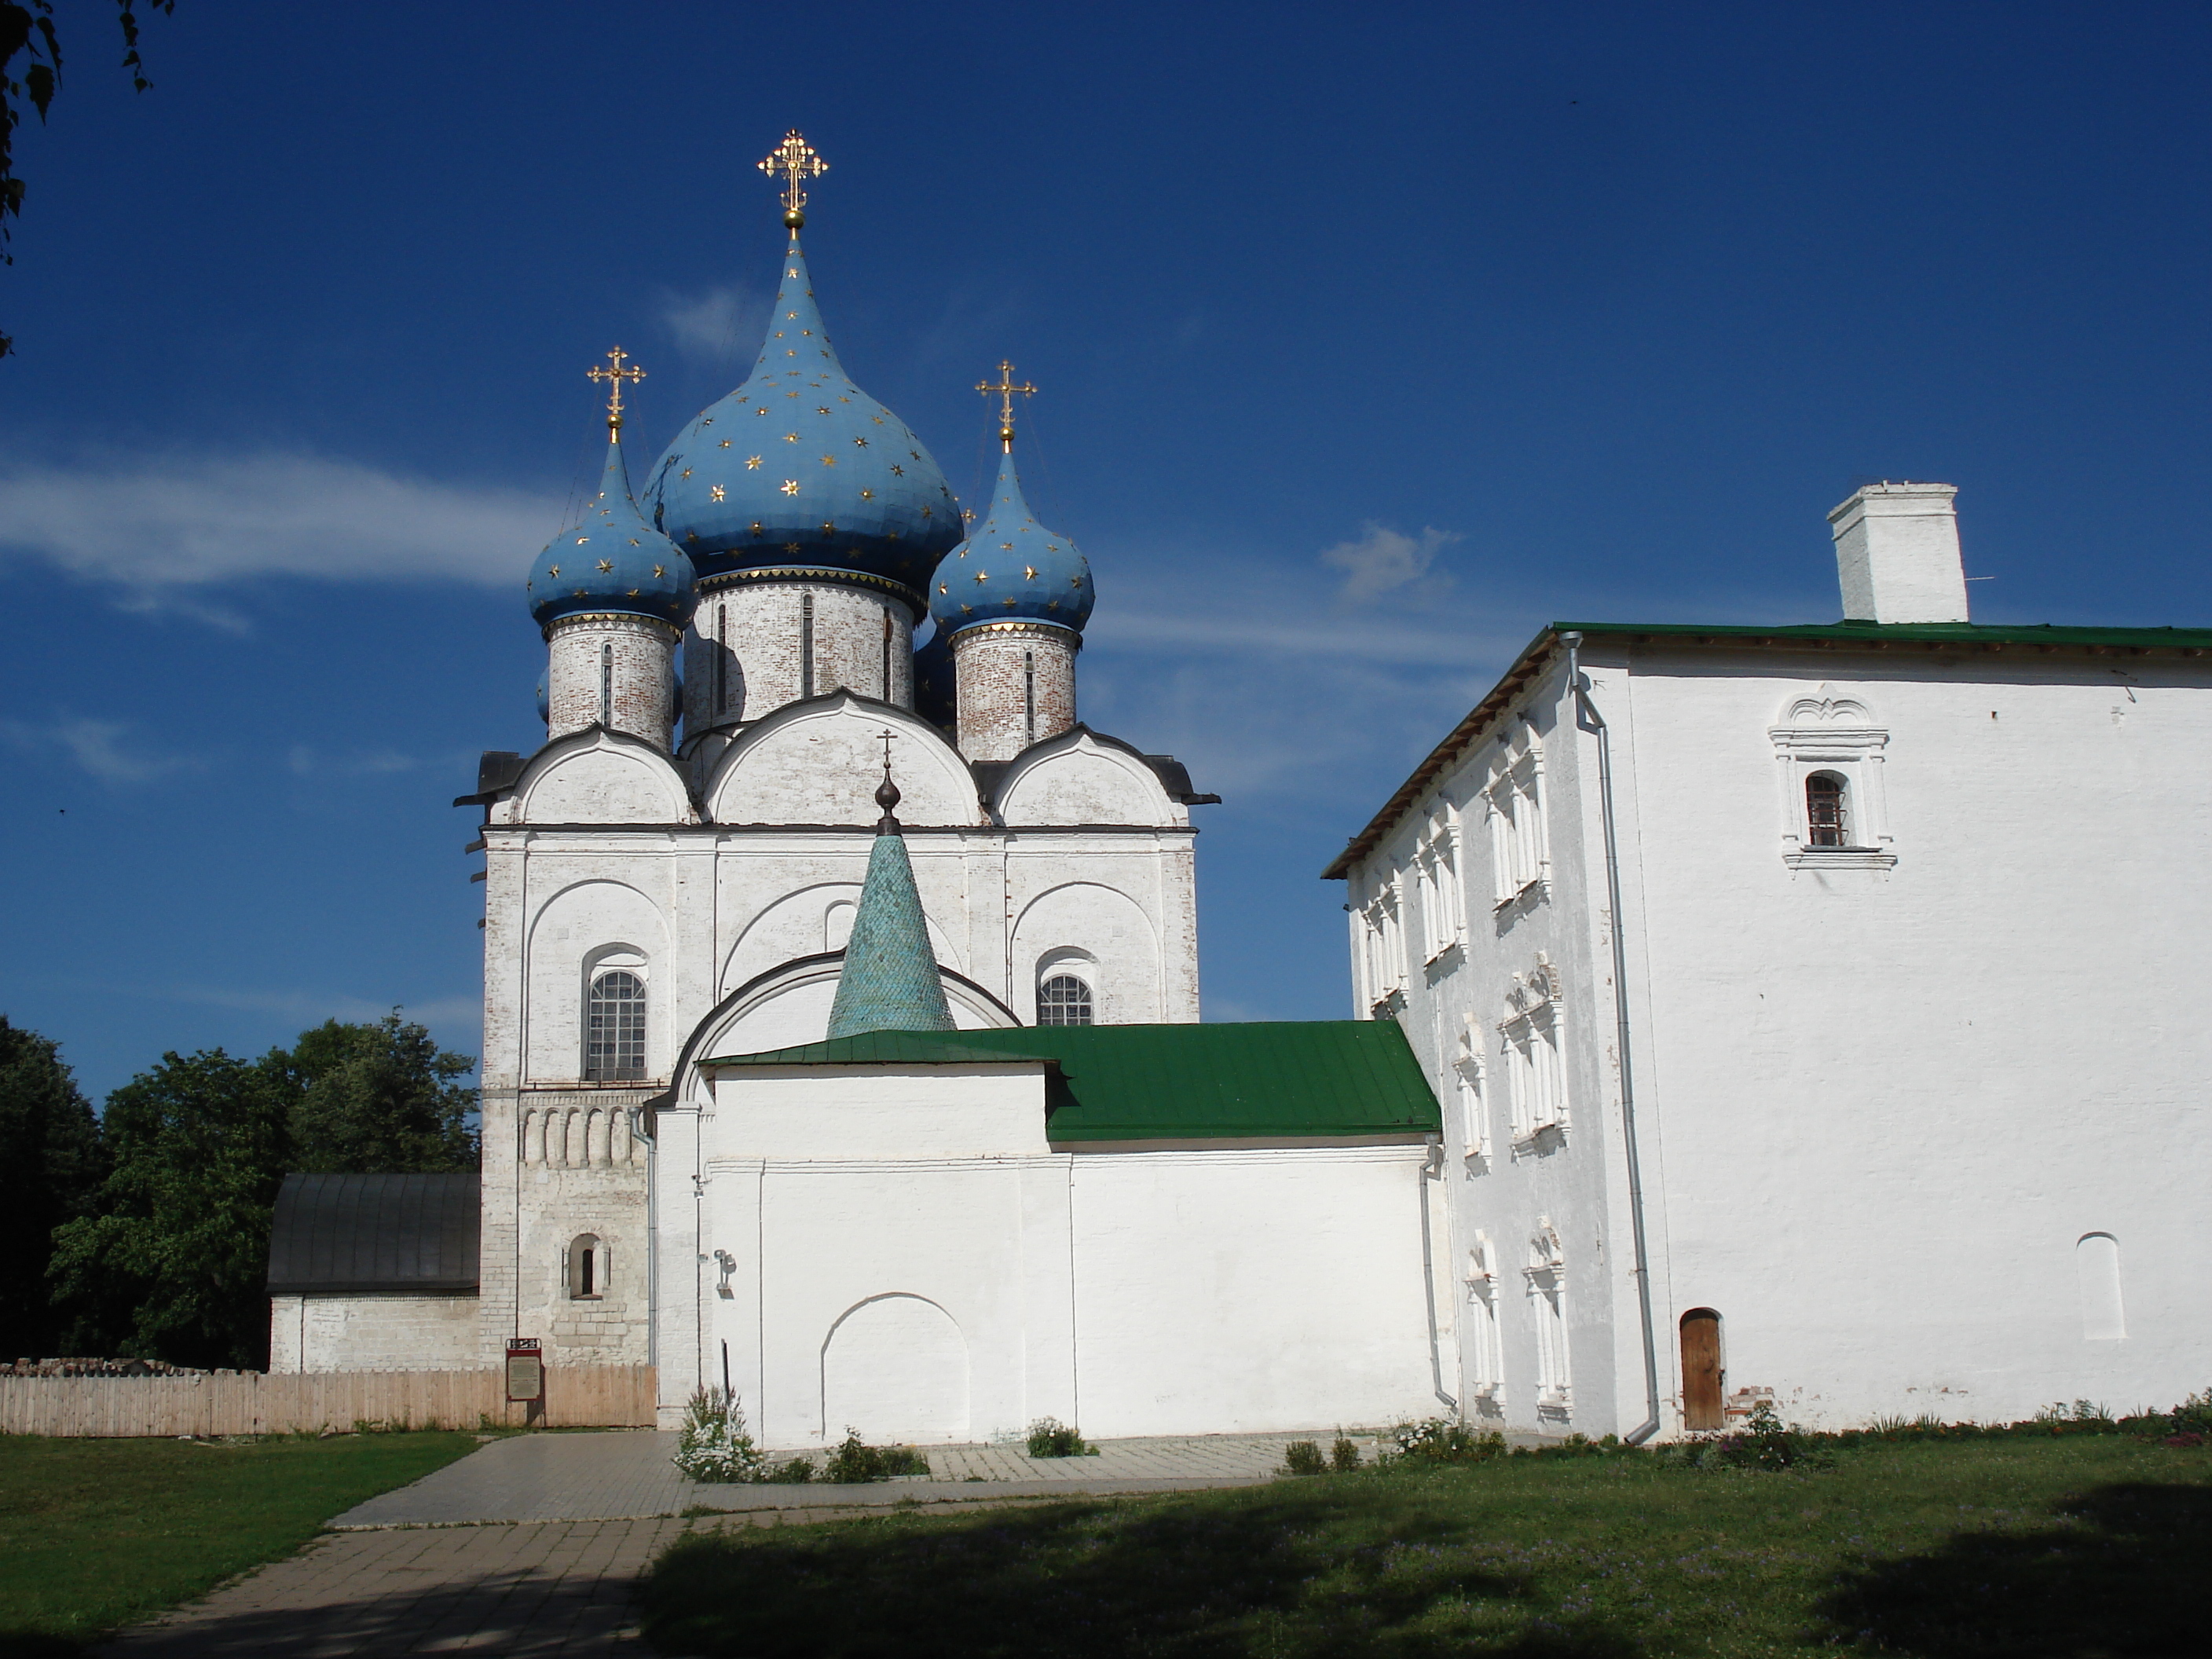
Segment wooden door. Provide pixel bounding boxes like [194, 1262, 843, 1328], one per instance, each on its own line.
[1680, 1309, 1723, 1430]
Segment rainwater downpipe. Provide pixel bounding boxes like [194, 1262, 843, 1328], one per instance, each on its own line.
[1418, 1133, 1459, 1414]
[1560, 632, 1662, 1447]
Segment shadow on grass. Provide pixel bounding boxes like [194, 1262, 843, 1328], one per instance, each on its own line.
[0, 1635, 83, 1659]
[1816, 1479, 2212, 1657]
[643, 1489, 1642, 1658]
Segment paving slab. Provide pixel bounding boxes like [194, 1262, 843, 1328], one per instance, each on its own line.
[329, 1427, 1368, 1528]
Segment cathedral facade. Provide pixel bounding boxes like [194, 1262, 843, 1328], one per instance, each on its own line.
[272, 138, 1456, 1445]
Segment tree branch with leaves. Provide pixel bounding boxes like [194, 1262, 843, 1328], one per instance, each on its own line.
[0, 0, 171, 357]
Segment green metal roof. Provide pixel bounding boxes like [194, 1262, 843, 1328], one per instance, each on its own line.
[1555, 619, 2212, 650]
[701, 1020, 1441, 1143]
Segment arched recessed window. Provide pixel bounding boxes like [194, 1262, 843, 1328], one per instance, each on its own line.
[1038, 973, 1093, 1027]
[1804, 772, 1849, 848]
[567, 1233, 606, 1300]
[599, 642, 614, 727]
[2076, 1232, 2125, 1340]
[586, 970, 646, 1082]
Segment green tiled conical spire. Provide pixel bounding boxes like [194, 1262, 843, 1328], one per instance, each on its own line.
[826, 762, 955, 1039]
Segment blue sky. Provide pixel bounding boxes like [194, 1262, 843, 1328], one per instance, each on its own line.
[2, 1, 2207, 1102]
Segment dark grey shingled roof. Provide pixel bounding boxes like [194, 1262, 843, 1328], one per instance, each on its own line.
[266, 1173, 481, 1295]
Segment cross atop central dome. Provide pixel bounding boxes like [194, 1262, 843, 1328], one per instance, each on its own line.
[644, 135, 964, 613]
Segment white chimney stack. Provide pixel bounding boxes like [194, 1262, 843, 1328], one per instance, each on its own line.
[1828, 482, 1968, 624]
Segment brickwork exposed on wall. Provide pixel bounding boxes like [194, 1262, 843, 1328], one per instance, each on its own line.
[546, 616, 677, 747]
[479, 1088, 653, 1368]
[953, 623, 1077, 762]
[683, 579, 914, 734]
[271, 1294, 481, 1373]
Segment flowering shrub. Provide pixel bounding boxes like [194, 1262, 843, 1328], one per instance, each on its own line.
[823, 1429, 931, 1483]
[672, 1387, 764, 1483]
[1386, 1418, 1508, 1465]
[1024, 1417, 1095, 1458]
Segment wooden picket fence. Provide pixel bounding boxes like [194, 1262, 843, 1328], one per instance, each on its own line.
[0, 1366, 658, 1438]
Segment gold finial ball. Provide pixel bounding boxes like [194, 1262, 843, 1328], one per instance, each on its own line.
[784, 207, 805, 229]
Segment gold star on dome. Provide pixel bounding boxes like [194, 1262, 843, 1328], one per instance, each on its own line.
[710, 485, 726, 502]
[817, 406, 829, 414]
[890, 464, 904, 475]
[786, 310, 797, 319]
[749, 521, 763, 535]
[1024, 566, 1037, 580]
[938, 582, 949, 595]
[1001, 541, 1014, 550]
[961, 508, 976, 522]
[1071, 573, 1083, 587]
[860, 488, 874, 499]
[627, 588, 639, 597]
[681, 468, 693, 478]
[821, 456, 836, 467]
[921, 507, 933, 518]
[785, 541, 801, 553]
[780, 480, 800, 495]
[652, 564, 665, 577]
[548, 564, 560, 577]
[596, 560, 612, 573]
[853, 436, 868, 447]
[574, 536, 588, 546]
[973, 570, 988, 584]
[746, 456, 762, 469]
[719, 439, 731, 449]
[784, 432, 799, 442]
[757, 407, 770, 416]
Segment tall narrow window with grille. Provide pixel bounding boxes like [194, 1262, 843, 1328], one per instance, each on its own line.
[1805, 772, 1849, 847]
[1526, 1219, 1570, 1413]
[1415, 805, 1465, 962]
[1485, 723, 1547, 906]
[1454, 1025, 1488, 1160]
[1501, 957, 1566, 1144]
[1465, 1230, 1503, 1401]
[586, 970, 647, 1082]
[1360, 878, 1408, 1013]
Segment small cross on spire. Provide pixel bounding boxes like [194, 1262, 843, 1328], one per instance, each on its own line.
[586, 346, 646, 434]
[977, 360, 1036, 452]
[759, 130, 829, 231]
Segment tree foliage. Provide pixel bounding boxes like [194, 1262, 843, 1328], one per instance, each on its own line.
[46, 1012, 479, 1369]
[0, 1015, 104, 1356]
[0, 0, 171, 357]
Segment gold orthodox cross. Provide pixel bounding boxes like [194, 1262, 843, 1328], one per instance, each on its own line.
[587, 346, 646, 431]
[977, 360, 1036, 451]
[760, 130, 829, 229]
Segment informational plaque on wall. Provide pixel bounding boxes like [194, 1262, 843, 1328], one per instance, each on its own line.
[505, 1337, 544, 1403]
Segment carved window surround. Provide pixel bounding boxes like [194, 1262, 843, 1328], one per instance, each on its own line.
[1770, 688, 1895, 870]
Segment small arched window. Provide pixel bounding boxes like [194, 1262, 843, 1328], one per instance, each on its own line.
[567, 1233, 606, 1300]
[1038, 973, 1093, 1027]
[1804, 772, 1849, 848]
[586, 970, 646, 1082]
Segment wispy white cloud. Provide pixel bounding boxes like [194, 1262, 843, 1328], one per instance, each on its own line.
[1320, 522, 1461, 605]
[658, 283, 767, 367]
[1, 715, 200, 784]
[0, 453, 563, 590]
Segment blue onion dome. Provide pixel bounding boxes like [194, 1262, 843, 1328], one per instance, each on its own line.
[928, 447, 1094, 639]
[527, 424, 696, 632]
[911, 626, 955, 728]
[644, 236, 963, 609]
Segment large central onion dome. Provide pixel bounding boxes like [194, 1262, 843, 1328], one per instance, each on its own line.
[928, 447, 1094, 640]
[644, 236, 964, 609]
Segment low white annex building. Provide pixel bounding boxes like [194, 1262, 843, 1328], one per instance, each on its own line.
[1328, 480, 2212, 1437]
[268, 139, 1456, 1445]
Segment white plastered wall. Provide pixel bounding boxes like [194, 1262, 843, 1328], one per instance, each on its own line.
[678, 1064, 1442, 1444]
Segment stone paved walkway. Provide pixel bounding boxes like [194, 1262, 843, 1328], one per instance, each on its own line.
[331, 1427, 1366, 1527]
[100, 1429, 1357, 1655]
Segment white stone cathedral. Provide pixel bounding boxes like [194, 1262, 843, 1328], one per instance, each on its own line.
[269, 137, 1456, 1445]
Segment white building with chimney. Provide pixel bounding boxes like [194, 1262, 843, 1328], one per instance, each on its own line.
[1327, 481, 2212, 1437]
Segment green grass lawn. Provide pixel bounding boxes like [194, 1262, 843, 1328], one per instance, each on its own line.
[643, 1434, 2212, 1657]
[0, 1430, 481, 1655]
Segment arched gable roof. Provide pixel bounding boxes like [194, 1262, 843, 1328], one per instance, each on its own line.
[703, 691, 982, 827]
[499, 726, 696, 826]
[992, 727, 1183, 827]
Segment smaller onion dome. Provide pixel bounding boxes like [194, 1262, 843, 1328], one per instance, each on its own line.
[911, 627, 954, 729]
[928, 447, 1093, 640]
[527, 372, 696, 632]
